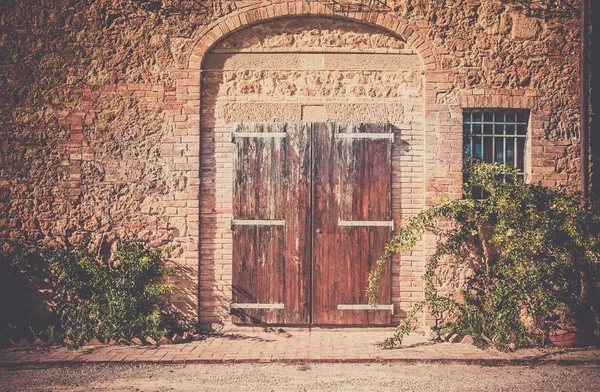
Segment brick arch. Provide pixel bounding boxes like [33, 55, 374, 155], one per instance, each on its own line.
[186, 1, 439, 71]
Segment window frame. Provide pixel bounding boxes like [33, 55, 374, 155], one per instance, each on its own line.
[462, 109, 530, 196]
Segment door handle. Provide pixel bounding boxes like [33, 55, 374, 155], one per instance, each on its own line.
[316, 228, 322, 234]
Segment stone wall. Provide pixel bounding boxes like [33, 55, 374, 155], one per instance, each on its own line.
[0, 0, 584, 329]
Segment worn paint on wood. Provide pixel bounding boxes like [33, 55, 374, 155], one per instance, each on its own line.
[232, 122, 392, 325]
[232, 123, 311, 324]
[312, 123, 392, 325]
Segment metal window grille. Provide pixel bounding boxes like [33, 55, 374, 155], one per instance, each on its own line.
[463, 110, 529, 198]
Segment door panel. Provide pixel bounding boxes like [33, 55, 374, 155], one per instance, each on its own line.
[232, 123, 311, 324]
[312, 123, 393, 325]
[231, 122, 392, 325]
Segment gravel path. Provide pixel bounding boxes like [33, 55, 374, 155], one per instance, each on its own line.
[1, 362, 599, 392]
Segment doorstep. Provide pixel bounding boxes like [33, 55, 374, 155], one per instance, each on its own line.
[1, 329, 599, 366]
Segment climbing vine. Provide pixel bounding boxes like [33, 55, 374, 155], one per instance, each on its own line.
[368, 163, 600, 350]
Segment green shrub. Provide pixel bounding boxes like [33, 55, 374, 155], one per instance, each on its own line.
[368, 163, 600, 350]
[0, 236, 181, 348]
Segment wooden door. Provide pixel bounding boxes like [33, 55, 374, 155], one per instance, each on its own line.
[312, 123, 393, 325]
[231, 122, 392, 325]
[231, 123, 311, 324]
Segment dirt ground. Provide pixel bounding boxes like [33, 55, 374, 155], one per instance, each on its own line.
[1, 362, 599, 392]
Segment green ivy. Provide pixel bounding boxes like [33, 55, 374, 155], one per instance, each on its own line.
[368, 163, 600, 350]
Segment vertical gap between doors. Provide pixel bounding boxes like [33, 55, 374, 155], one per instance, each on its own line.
[308, 122, 314, 324]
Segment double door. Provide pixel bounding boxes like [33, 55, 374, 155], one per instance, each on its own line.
[231, 122, 393, 325]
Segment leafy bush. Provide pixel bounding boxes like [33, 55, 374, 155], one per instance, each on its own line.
[368, 163, 600, 350]
[0, 236, 181, 348]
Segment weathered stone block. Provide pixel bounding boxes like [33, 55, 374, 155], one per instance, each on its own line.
[511, 14, 541, 40]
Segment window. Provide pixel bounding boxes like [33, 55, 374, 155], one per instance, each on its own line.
[463, 110, 528, 196]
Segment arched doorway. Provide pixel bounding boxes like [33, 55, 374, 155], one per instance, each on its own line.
[199, 16, 425, 326]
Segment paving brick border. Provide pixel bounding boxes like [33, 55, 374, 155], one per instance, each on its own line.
[1, 330, 599, 367]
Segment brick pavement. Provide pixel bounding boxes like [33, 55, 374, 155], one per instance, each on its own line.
[1, 329, 599, 366]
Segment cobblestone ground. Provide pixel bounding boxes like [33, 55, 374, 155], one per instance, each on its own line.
[1, 362, 600, 392]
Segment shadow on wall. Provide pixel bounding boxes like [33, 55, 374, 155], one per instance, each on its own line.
[590, 0, 600, 200]
[0, 256, 56, 344]
[169, 262, 200, 328]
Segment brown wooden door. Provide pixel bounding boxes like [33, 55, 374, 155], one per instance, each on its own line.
[312, 123, 393, 325]
[231, 122, 392, 325]
[231, 123, 311, 324]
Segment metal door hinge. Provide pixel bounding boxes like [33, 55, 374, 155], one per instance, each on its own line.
[230, 220, 286, 230]
[338, 220, 394, 230]
[337, 304, 394, 314]
[335, 133, 394, 142]
[230, 303, 285, 311]
[230, 132, 287, 142]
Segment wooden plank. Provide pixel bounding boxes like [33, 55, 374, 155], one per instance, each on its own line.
[312, 123, 393, 325]
[232, 123, 311, 325]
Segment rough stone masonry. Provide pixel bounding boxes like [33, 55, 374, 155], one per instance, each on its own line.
[0, 0, 586, 329]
